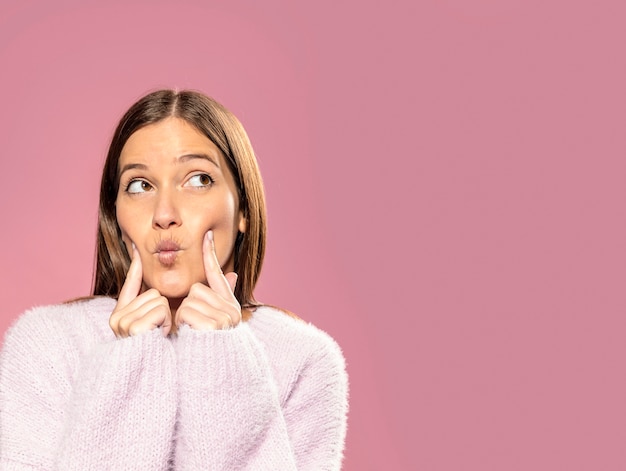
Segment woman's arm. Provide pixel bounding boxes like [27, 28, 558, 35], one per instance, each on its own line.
[173, 320, 348, 471]
[0, 305, 177, 470]
[276, 326, 349, 470]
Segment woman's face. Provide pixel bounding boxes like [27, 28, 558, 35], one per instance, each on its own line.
[115, 117, 246, 300]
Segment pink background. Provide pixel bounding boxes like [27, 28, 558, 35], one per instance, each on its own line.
[1, 0, 625, 469]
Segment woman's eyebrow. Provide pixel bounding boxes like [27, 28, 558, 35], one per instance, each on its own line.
[118, 154, 220, 177]
[178, 153, 220, 168]
[119, 162, 147, 176]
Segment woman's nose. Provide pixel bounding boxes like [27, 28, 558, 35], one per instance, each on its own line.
[152, 189, 182, 229]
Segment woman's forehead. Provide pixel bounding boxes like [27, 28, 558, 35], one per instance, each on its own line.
[119, 117, 226, 169]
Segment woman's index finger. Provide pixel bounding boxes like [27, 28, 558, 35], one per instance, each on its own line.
[117, 244, 143, 307]
[202, 230, 236, 298]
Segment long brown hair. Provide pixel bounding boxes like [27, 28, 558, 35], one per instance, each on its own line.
[93, 89, 267, 308]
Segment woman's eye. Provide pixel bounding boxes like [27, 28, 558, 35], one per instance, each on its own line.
[186, 174, 214, 188]
[127, 180, 153, 194]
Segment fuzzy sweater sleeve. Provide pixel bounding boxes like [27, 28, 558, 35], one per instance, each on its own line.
[173, 310, 348, 470]
[0, 301, 177, 470]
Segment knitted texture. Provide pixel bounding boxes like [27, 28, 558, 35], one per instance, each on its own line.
[0, 298, 348, 470]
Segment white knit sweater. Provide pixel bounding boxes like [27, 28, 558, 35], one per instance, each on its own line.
[0, 297, 348, 470]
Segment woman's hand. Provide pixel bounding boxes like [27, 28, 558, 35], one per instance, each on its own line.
[109, 244, 173, 337]
[175, 230, 242, 331]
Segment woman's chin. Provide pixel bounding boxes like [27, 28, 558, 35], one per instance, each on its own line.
[146, 271, 199, 299]
[157, 285, 191, 300]
[144, 277, 192, 300]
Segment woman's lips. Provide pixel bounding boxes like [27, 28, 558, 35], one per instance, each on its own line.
[155, 240, 180, 266]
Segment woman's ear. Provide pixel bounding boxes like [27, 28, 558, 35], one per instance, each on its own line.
[238, 211, 247, 233]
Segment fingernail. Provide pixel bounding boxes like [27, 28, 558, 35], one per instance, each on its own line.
[207, 230, 214, 242]
[131, 242, 136, 251]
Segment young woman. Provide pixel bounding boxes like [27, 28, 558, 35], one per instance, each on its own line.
[0, 90, 348, 470]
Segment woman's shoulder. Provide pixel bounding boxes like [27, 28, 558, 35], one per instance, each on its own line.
[247, 305, 345, 363]
[3, 297, 117, 349]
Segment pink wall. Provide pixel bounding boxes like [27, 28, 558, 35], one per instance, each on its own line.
[1, 0, 625, 469]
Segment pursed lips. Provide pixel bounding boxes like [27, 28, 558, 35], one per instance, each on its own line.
[155, 240, 181, 266]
